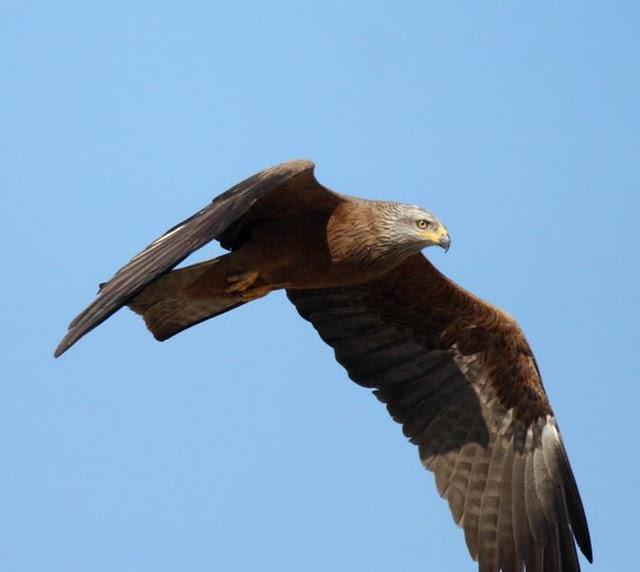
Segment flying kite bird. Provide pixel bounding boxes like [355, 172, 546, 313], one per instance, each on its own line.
[56, 160, 592, 571]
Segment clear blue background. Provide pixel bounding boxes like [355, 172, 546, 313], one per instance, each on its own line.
[2, 2, 638, 570]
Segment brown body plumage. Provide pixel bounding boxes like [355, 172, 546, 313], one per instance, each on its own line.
[56, 160, 592, 572]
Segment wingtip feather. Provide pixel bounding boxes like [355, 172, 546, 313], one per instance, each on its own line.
[54, 331, 77, 358]
[53, 343, 67, 358]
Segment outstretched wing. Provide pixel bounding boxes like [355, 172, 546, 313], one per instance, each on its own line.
[287, 254, 592, 572]
[55, 159, 331, 357]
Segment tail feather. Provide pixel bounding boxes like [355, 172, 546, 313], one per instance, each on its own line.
[128, 258, 245, 341]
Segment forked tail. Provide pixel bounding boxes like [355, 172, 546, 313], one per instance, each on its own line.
[127, 257, 246, 341]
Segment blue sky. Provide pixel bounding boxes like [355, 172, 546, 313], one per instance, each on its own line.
[2, 2, 638, 570]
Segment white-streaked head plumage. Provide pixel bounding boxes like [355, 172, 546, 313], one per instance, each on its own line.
[382, 202, 450, 254]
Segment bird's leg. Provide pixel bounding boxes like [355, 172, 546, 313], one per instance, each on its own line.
[225, 270, 272, 301]
[225, 270, 260, 292]
[183, 253, 273, 302]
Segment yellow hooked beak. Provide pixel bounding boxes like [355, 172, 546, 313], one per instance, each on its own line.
[421, 224, 451, 252]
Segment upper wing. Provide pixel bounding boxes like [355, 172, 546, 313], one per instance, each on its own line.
[287, 254, 592, 572]
[55, 159, 331, 357]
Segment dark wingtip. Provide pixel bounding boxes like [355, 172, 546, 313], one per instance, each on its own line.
[581, 532, 594, 563]
[54, 334, 73, 358]
[558, 440, 593, 563]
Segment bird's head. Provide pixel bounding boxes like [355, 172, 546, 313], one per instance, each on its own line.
[389, 203, 451, 253]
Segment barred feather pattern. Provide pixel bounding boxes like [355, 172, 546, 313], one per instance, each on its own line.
[287, 257, 591, 572]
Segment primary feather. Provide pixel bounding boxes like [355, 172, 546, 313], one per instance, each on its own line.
[56, 160, 592, 571]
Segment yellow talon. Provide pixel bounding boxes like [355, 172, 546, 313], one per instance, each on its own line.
[225, 270, 261, 293]
[238, 285, 272, 302]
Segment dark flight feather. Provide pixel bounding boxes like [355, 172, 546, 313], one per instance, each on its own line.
[56, 159, 592, 571]
[287, 254, 592, 571]
[55, 160, 330, 356]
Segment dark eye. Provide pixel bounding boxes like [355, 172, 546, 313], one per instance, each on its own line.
[416, 219, 430, 229]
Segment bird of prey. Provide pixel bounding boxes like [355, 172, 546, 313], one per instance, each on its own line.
[56, 160, 592, 571]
